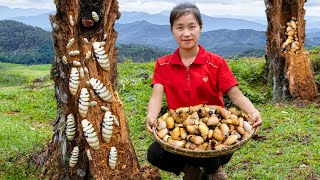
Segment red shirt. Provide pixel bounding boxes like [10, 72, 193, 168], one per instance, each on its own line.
[151, 45, 238, 110]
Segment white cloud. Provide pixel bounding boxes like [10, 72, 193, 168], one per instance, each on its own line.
[0, 0, 55, 9]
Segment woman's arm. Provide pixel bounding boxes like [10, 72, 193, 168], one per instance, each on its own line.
[225, 86, 262, 128]
[146, 84, 164, 133]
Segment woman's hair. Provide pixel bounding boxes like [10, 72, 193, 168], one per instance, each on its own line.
[169, 3, 203, 30]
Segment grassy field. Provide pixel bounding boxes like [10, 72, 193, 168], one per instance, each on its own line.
[0, 60, 319, 179]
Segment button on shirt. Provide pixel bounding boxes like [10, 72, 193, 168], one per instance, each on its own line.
[151, 45, 238, 110]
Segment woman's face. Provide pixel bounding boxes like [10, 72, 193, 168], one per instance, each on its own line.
[172, 13, 201, 51]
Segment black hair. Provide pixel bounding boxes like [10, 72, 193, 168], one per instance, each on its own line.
[169, 2, 203, 30]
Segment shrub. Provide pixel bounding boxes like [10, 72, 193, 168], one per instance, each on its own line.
[225, 57, 271, 106]
[309, 46, 320, 91]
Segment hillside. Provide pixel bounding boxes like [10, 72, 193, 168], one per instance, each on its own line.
[0, 20, 169, 64]
[0, 20, 53, 64]
[1, 20, 319, 64]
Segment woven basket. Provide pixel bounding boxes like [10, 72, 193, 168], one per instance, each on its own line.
[153, 128, 255, 158]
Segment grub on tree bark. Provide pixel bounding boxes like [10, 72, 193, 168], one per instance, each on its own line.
[36, 0, 160, 179]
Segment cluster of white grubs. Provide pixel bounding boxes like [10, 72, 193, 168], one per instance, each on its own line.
[64, 11, 118, 170]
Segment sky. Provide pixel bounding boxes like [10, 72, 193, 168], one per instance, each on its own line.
[0, 0, 319, 17]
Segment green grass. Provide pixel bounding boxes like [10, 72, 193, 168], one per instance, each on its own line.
[0, 60, 319, 179]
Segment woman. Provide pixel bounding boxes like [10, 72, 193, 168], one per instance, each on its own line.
[146, 3, 262, 180]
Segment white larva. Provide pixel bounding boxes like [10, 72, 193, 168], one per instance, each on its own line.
[69, 146, 79, 168]
[86, 149, 92, 161]
[92, 11, 99, 22]
[84, 66, 89, 74]
[90, 101, 97, 106]
[243, 121, 253, 133]
[89, 78, 113, 102]
[85, 51, 92, 60]
[69, 50, 80, 56]
[66, 114, 76, 140]
[83, 38, 89, 44]
[109, 147, 117, 170]
[102, 111, 114, 143]
[62, 56, 68, 64]
[73, 60, 81, 67]
[66, 38, 75, 49]
[69, 68, 80, 95]
[80, 67, 84, 78]
[101, 106, 109, 112]
[100, 41, 106, 46]
[93, 42, 110, 71]
[79, 88, 90, 118]
[81, 119, 100, 150]
[70, 15, 74, 26]
[113, 115, 119, 127]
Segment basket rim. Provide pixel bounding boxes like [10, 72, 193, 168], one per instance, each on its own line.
[153, 127, 255, 158]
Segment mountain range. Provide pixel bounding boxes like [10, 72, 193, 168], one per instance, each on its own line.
[115, 21, 267, 56]
[0, 6, 319, 64]
[2, 6, 320, 32]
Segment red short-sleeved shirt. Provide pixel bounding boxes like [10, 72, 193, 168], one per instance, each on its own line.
[151, 45, 238, 110]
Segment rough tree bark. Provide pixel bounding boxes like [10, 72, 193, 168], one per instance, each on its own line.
[264, 0, 318, 100]
[39, 0, 159, 179]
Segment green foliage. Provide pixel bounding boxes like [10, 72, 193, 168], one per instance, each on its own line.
[226, 57, 271, 106]
[0, 20, 54, 65]
[116, 44, 169, 62]
[238, 48, 265, 58]
[310, 46, 320, 73]
[309, 46, 320, 91]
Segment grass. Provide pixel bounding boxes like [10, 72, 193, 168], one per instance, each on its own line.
[0, 63, 55, 179]
[0, 60, 319, 179]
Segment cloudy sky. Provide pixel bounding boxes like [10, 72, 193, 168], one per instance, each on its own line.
[0, 0, 319, 17]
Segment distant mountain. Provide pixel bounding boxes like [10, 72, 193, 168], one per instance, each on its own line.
[1, 20, 319, 64]
[118, 11, 169, 25]
[306, 20, 320, 29]
[3, 6, 319, 33]
[0, 20, 53, 64]
[116, 21, 320, 57]
[0, 6, 53, 20]
[199, 29, 266, 56]
[0, 20, 169, 64]
[9, 13, 54, 31]
[7, 10, 266, 32]
[118, 11, 266, 31]
[306, 28, 320, 38]
[115, 21, 266, 56]
[115, 21, 176, 50]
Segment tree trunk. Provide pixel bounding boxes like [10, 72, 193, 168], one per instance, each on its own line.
[40, 0, 160, 179]
[264, 0, 318, 100]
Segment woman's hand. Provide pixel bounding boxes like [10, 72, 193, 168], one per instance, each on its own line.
[248, 110, 262, 135]
[249, 110, 262, 128]
[146, 114, 157, 133]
